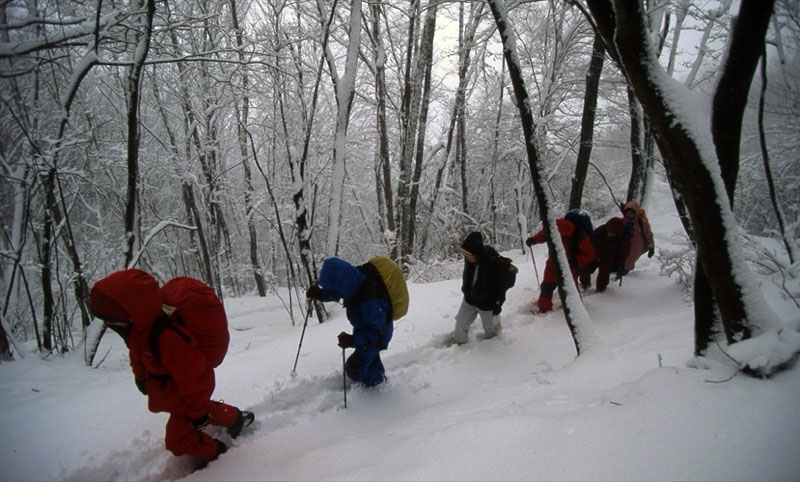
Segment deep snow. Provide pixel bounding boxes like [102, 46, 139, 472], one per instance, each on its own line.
[1, 180, 798, 481]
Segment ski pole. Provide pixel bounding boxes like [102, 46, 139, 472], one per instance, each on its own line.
[342, 348, 348, 409]
[291, 299, 313, 377]
[529, 246, 540, 286]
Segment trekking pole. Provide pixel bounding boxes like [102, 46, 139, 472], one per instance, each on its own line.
[342, 348, 348, 409]
[291, 299, 313, 377]
[529, 246, 540, 286]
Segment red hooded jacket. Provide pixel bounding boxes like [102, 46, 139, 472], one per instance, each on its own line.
[90, 270, 223, 419]
[529, 218, 596, 283]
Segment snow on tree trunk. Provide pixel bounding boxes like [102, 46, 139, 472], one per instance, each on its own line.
[487, 0, 601, 357]
[590, 0, 799, 376]
[325, 0, 362, 257]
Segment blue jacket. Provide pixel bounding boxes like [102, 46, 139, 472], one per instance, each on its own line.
[318, 257, 392, 350]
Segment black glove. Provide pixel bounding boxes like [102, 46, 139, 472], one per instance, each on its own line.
[189, 413, 210, 430]
[525, 237, 535, 247]
[615, 268, 629, 280]
[337, 332, 354, 349]
[648, 247, 655, 258]
[492, 304, 502, 316]
[306, 284, 324, 300]
[135, 378, 147, 396]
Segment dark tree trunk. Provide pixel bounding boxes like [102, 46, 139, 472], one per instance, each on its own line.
[487, 0, 592, 355]
[625, 85, 646, 203]
[584, 0, 783, 372]
[569, 33, 605, 210]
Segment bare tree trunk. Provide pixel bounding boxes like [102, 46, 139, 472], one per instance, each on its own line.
[569, 33, 605, 210]
[626, 85, 645, 203]
[586, 0, 791, 375]
[122, 0, 155, 267]
[758, 46, 798, 264]
[408, 2, 438, 253]
[229, 0, 266, 295]
[323, 0, 362, 257]
[420, 2, 484, 252]
[396, 0, 424, 265]
[488, 0, 596, 356]
[369, 0, 396, 254]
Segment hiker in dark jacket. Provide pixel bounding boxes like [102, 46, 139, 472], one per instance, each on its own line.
[306, 257, 392, 387]
[89, 269, 253, 468]
[452, 232, 513, 344]
[582, 217, 629, 292]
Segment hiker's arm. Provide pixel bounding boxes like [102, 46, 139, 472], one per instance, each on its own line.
[159, 330, 214, 418]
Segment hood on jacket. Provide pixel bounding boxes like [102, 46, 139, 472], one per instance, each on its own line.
[89, 269, 162, 331]
[318, 257, 364, 300]
[623, 200, 641, 220]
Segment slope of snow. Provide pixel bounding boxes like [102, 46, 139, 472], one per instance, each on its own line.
[0, 180, 798, 481]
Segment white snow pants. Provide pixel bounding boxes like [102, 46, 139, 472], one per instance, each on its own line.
[453, 298, 500, 344]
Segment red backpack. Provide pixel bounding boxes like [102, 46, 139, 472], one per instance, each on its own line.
[157, 277, 230, 368]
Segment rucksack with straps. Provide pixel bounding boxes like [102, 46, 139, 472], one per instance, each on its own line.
[151, 277, 230, 367]
[493, 254, 518, 293]
[356, 256, 409, 350]
[565, 209, 595, 247]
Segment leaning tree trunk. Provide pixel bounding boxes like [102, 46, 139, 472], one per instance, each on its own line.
[625, 85, 646, 204]
[487, 0, 598, 356]
[586, 0, 794, 376]
[568, 33, 605, 210]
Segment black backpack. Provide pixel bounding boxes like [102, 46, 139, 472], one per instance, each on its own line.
[493, 255, 518, 293]
[565, 209, 595, 247]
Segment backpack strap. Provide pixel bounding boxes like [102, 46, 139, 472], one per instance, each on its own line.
[355, 263, 393, 347]
[149, 312, 191, 362]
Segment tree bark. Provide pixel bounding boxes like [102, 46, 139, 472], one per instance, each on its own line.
[487, 0, 595, 356]
[585, 0, 787, 374]
[568, 33, 605, 210]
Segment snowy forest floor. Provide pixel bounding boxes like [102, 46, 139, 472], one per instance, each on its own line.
[1, 180, 799, 481]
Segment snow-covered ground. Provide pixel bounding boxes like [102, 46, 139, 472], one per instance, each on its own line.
[1, 180, 798, 481]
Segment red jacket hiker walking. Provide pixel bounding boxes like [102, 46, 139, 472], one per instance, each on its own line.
[89, 269, 253, 467]
[526, 218, 596, 312]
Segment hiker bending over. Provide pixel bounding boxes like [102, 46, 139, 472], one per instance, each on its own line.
[306, 257, 395, 387]
[526, 217, 596, 313]
[89, 269, 253, 469]
[453, 231, 516, 345]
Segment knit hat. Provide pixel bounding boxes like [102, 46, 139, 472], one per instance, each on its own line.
[460, 231, 484, 257]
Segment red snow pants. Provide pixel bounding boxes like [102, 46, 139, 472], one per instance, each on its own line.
[164, 400, 239, 460]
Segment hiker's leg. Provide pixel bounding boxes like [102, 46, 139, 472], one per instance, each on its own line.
[478, 309, 499, 338]
[453, 299, 478, 344]
[207, 400, 239, 427]
[347, 347, 384, 387]
[537, 281, 557, 312]
[164, 412, 220, 461]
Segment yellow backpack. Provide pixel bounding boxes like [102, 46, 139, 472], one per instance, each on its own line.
[367, 256, 409, 321]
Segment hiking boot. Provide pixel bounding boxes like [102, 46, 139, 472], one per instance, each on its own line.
[227, 410, 254, 439]
[194, 440, 227, 472]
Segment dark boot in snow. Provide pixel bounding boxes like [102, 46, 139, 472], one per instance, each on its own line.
[194, 440, 227, 472]
[227, 410, 255, 439]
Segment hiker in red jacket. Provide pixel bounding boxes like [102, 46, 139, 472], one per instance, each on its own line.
[526, 218, 596, 312]
[89, 269, 253, 468]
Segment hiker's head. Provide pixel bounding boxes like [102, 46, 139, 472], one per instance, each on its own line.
[319, 257, 363, 300]
[90, 269, 162, 335]
[460, 232, 484, 261]
[623, 200, 640, 220]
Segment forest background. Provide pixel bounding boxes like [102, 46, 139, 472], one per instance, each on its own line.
[0, 0, 798, 373]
